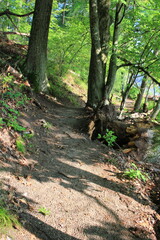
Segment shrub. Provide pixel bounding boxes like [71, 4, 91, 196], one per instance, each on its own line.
[123, 163, 148, 181]
[98, 129, 117, 147]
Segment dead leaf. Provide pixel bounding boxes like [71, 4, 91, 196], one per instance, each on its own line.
[128, 141, 135, 147]
[28, 204, 35, 211]
[122, 148, 133, 154]
[18, 159, 29, 166]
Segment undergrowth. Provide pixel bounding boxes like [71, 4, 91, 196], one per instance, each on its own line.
[38, 207, 50, 216]
[98, 129, 117, 147]
[0, 202, 20, 233]
[123, 163, 149, 182]
[0, 74, 30, 132]
[48, 72, 85, 106]
[0, 74, 32, 153]
[16, 136, 26, 153]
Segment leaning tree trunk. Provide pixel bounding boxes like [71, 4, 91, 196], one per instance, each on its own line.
[134, 76, 147, 112]
[150, 98, 160, 120]
[26, 0, 53, 92]
[104, 1, 126, 104]
[120, 71, 134, 113]
[143, 82, 152, 112]
[87, 0, 110, 108]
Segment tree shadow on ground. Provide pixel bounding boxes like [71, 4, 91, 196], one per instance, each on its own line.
[0, 93, 156, 239]
[0, 183, 152, 240]
[0, 184, 79, 240]
[84, 222, 154, 240]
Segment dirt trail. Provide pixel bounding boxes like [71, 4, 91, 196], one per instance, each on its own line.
[0, 94, 158, 240]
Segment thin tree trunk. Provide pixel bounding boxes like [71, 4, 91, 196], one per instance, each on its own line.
[143, 82, 152, 112]
[120, 85, 130, 112]
[119, 71, 136, 114]
[62, 0, 67, 25]
[134, 76, 147, 112]
[26, 0, 53, 92]
[150, 98, 160, 119]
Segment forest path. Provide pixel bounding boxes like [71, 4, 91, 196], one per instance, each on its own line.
[1, 94, 157, 240]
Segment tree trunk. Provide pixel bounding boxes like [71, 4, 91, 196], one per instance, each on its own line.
[142, 82, 152, 112]
[26, 0, 53, 92]
[134, 76, 147, 112]
[87, 0, 110, 108]
[120, 85, 130, 112]
[150, 98, 160, 120]
[104, 1, 125, 103]
[120, 71, 135, 114]
[62, 0, 67, 25]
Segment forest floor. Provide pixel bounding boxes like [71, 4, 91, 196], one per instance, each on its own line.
[0, 36, 160, 240]
[0, 91, 160, 240]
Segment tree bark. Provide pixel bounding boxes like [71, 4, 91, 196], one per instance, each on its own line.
[120, 71, 135, 113]
[150, 98, 160, 120]
[26, 0, 53, 92]
[134, 76, 147, 112]
[143, 82, 152, 112]
[87, 0, 110, 108]
[104, 1, 125, 103]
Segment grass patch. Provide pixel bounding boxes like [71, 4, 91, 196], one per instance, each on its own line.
[0, 118, 5, 129]
[7, 118, 26, 132]
[0, 204, 20, 233]
[74, 77, 87, 90]
[49, 76, 81, 106]
[16, 136, 26, 153]
[23, 131, 34, 139]
[38, 207, 50, 216]
[123, 163, 148, 182]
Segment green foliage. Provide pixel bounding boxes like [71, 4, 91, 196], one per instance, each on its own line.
[2, 88, 30, 107]
[38, 207, 50, 216]
[49, 77, 81, 106]
[16, 136, 26, 153]
[1, 0, 160, 110]
[42, 121, 52, 130]
[48, 11, 90, 83]
[0, 118, 5, 129]
[0, 76, 30, 132]
[147, 100, 156, 111]
[23, 131, 34, 139]
[0, 100, 19, 115]
[128, 86, 139, 100]
[7, 118, 26, 132]
[0, 204, 19, 231]
[49, 77, 66, 98]
[1, 75, 13, 84]
[0, 98, 26, 132]
[98, 129, 117, 147]
[1, 0, 33, 44]
[112, 68, 128, 95]
[156, 112, 160, 122]
[123, 163, 148, 182]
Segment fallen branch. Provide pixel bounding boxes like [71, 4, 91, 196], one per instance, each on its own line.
[6, 65, 23, 79]
[1, 31, 29, 37]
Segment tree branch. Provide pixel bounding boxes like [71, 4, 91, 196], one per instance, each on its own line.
[0, 9, 34, 17]
[117, 56, 160, 86]
[117, 3, 126, 26]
